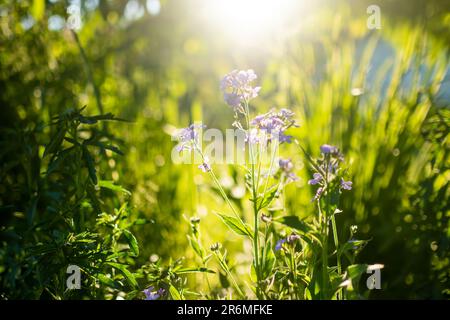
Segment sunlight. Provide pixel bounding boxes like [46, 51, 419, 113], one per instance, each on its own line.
[204, 0, 302, 43]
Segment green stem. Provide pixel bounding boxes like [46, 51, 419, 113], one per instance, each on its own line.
[194, 144, 243, 223]
[244, 100, 262, 298]
[318, 201, 328, 299]
[261, 142, 278, 205]
[331, 214, 342, 300]
[192, 133, 249, 298]
[214, 251, 246, 299]
[208, 169, 241, 221]
[290, 248, 299, 299]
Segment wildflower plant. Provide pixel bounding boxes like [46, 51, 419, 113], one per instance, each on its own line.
[174, 70, 381, 300]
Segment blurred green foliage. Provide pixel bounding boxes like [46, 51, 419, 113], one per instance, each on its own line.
[0, 0, 449, 299]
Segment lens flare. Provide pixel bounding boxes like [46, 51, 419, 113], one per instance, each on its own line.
[204, 0, 302, 44]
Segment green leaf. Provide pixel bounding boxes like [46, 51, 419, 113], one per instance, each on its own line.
[258, 187, 279, 210]
[169, 285, 182, 300]
[78, 115, 98, 124]
[296, 143, 325, 176]
[216, 213, 252, 238]
[27, 195, 38, 225]
[123, 230, 139, 256]
[261, 236, 276, 279]
[133, 218, 150, 225]
[98, 180, 131, 195]
[187, 235, 204, 259]
[176, 267, 215, 274]
[87, 141, 124, 156]
[347, 264, 368, 280]
[106, 262, 138, 288]
[46, 147, 74, 175]
[273, 216, 312, 234]
[219, 272, 230, 288]
[337, 239, 370, 257]
[44, 127, 66, 157]
[82, 146, 97, 184]
[97, 274, 119, 289]
[83, 113, 129, 122]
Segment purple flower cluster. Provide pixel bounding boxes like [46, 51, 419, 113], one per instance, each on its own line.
[275, 233, 301, 251]
[278, 158, 298, 181]
[251, 109, 298, 144]
[220, 69, 261, 110]
[308, 173, 322, 185]
[175, 123, 205, 152]
[143, 286, 165, 300]
[245, 128, 260, 144]
[176, 71, 299, 178]
[308, 144, 352, 201]
[320, 143, 344, 162]
[340, 178, 352, 190]
[320, 144, 338, 154]
[275, 238, 286, 251]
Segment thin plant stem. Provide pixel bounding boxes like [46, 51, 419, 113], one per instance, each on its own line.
[290, 247, 299, 299]
[261, 142, 278, 205]
[331, 214, 342, 300]
[194, 144, 242, 222]
[318, 200, 328, 299]
[209, 169, 242, 221]
[214, 251, 246, 299]
[244, 99, 262, 298]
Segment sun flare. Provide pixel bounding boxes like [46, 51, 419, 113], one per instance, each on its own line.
[204, 0, 302, 43]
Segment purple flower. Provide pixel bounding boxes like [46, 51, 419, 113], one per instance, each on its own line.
[327, 162, 339, 174]
[245, 128, 260, 144]
[220, 70, 260, 110]
[287, 233, 301, 243]
[276, 234, 300, 251]
[252, 114, 284, 133]
[279, 158, 298, 181]
[251, 114, 266, 126]
[279, 158, 294, 172]
[143, 286, 160, 300]
[320, 144, 338, 154]
[157, 288, 166, 296]
[278, 132, 292, 144]
[312, 186, 324, 201]
[279, 108, 295, 119]
[251, 109, 298, 144]
[223, 92, 242, 108]
[275, 238, 287, 251]
[340, 178, 352, 190]
[175, 124, 205, 152]
[308, 173, 322, 185]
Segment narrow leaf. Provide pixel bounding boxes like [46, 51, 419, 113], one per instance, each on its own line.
[106, 262, 138, 288]
[44, 127, 66, 157]
[169, 285, 182, 300]
[82, 146, 97, 184]
[123, 230, 139, 257]
[98, 180, 131, 195]
[176, 267, 215, 274]
[216, 213, 252, 238]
